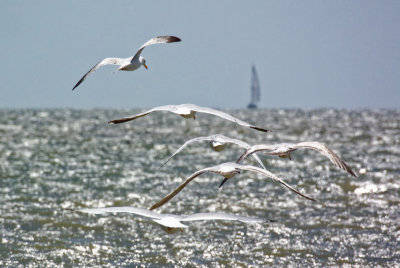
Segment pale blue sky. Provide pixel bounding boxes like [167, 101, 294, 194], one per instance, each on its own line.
[1, 1, 399, 109]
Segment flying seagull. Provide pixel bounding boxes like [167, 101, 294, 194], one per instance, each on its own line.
[79, 206, 272, 234]
[160, 134, 266, 169]
[237, 142, 357, 177]
[72, 35, 181, 90]
[108, 104, 269, 132]
[150, 162, 316, 211]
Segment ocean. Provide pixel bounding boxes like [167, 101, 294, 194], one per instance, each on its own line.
[0, 108, 399, 267]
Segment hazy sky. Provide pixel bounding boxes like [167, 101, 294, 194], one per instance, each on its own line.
[1, 1, 399, 109]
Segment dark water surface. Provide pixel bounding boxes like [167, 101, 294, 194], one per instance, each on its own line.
[0, 108, 399, 267]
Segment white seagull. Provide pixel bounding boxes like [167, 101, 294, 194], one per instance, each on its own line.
[108, 104, 269, 132]
[237, 142, 357, 177]
[160, 134, 266, 169]
[72, 35, 181, 90]
[150, 162, 316, 211]
[79, 206, 272, 234]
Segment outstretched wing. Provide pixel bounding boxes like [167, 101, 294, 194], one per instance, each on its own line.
[231, 143, 266, 170]
[108, 105, 176, 124]
[239, 164, 316, 202]
[181, 212, 274, 223]
[79, 206, 162, 220]
[132, 35, 181, 61]
[72, 57, 125, 90]
[150, 167, 215, 210]
[236, 144, 277, 164]
[294, 142, 357, 177]
[160, 136, 213, 168]
[190, 104, 268, 132]
[211, 135, 266, 170]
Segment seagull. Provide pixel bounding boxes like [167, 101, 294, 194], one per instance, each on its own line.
[108, 104, 269, 132]
[79, 206, 272, 234]
[150, 162, 316, 211]
[236, 142, 357, 177]
[160, 134, 266, 170]
[72, 35, 181, 90]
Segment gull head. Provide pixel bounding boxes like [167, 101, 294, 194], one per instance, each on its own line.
[178, 110, 196, 120]
[278, 153, 292, 160]
[163, 227, 184, 234]
[210, 140, 227, 152]
[139, 57, 148, 69]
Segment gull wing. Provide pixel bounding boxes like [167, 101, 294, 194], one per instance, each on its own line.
[212, 135, 266, 170]
[238, 164, 316, 201]
[294, 142, 357, 177]
[132, 35, 181, 61]
[236, 144, 277, 164]
[108, 105, 176, 124]
[160, 136, 214, 168]
[234, 146, 266, 170]
[150, 166, 217, 210]
[72, 57, 125, 90]
[188, 104, 268, 132]
[160, 134, 266, 170]
[180, 212, 273, 224]
[79, 206, 162, 220]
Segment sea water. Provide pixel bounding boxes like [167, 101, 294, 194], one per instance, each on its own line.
[0, 108, 399, 267]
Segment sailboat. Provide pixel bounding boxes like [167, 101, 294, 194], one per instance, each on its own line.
[247, 65, 260, 109]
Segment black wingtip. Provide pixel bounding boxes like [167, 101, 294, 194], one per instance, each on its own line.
[250, 126, 269, 132]
[108, 118, 131, 124]
[219, 178, 229, 188]
[158, 163, 166, 170]
[72, 77, 85, 91]
[348, 166, 358, 178]
[149, 204, 158, 211]
[166, 36, 181, 43]
[342, 161, 357, 177]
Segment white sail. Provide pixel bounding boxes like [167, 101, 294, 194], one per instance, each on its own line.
[247, 65, 260, 109]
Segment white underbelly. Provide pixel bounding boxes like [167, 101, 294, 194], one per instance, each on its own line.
[119, 63, 141, 71]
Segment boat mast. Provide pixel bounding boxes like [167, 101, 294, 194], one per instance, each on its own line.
[247, 65, 260, 109]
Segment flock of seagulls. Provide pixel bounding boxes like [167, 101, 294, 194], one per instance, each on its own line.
[75, 35, 356, 233]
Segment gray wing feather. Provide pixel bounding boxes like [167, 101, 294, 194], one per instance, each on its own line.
[180, 212, 269, 223]
[294, 142, 357, 177]
[72, 57, 124, 90]
[160, 136, 213, 168]
[79, 206, 162, 220]
[239, 164, 316, 201]
[237, 144, 275, 164]
[191, 105, 268, 132]
[212, 135, 266, 170]
[108, 105, 176, 124]
[132, 35, 181, 61]
[150, 167, 216, 210]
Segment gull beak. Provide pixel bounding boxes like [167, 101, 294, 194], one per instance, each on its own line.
[143, 63, 148, 69]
